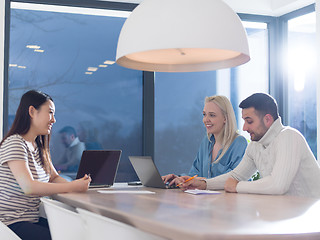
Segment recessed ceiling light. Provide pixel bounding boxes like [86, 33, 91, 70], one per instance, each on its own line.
[9, 64, 18, 67]
[85, 72, 93, 75]
[26, 45, 40, 49]
[99, 65, 108, 68]
[34, 49, 44, 53]
[18, 66, 26, 69]
[103, 60, 115, 65]
[87, 67, 98, 72]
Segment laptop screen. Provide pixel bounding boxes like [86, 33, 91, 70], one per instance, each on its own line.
[129, 156, 168, 189]
[76, 150, 121, 186]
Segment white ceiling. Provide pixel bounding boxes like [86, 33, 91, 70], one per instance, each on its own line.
[223, 0, 315, 16]
[103, 0, 315, 16]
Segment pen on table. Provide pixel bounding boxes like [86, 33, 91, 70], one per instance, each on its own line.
[177, 175, 198, 187]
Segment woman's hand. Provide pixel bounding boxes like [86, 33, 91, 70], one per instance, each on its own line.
[178, 176, 207, 191]
[69, 174, 91, 192]
[162, 174, 178, 184]
[169, 176, 187, 186]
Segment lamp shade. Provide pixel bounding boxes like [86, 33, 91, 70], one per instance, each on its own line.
[116, 0, 250, 72]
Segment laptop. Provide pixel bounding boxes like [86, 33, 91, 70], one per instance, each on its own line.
[76, 150, 121, 188]
[129, 156, 178, 189]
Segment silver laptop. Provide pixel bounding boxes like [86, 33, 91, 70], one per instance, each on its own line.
[76, 150, 121, 188]
[129, 156, 178, 189]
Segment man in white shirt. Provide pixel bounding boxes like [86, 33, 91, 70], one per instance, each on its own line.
[55, 126, 86, 173]
[180, 93, 320, 198]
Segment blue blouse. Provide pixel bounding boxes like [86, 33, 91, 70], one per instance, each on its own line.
[188, 135, 247, 178]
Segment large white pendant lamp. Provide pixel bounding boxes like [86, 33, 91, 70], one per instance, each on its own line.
[116, 0, 250, 72]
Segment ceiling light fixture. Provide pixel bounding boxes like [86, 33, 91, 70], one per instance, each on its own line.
[87, 67, 98, 72]
[104, 60, 115, 65]
[26, 45, 40, 49]
[116, 0, 250, 72]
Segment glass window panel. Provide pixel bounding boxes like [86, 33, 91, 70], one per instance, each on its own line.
[236, 21, 269, 138]
[9, 4, 142, 182]
[154, 71, 218, 175]
[155, 21, 268, 176]
[287, 12, 317, 157]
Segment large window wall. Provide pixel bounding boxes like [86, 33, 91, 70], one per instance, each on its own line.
[9, 3, 142, 181]
[5, 1, 317, 182]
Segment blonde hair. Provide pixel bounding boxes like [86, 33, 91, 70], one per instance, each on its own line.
[204, 95, 239, 163]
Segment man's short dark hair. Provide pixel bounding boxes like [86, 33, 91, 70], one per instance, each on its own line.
[59, 126, 77, 137]
[239, 93, 279, 121]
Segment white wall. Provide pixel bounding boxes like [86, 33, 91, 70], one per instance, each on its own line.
[316, 0, 320, 160]
[223, 0, 314, 16]
[271, 0, 315, 15]
[0, 0, 5, 139]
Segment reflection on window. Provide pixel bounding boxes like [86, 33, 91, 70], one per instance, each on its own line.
[154, 21, 268, 175]
[287, 12, 317, 157]
[9, 4, 142, 181]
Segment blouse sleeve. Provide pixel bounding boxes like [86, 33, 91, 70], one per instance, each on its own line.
[226, 135, 248, 171]
[188, 149, 203, 177]
[188, 136, 209, 177]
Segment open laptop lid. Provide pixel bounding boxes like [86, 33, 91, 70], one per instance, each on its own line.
[76, 150, 121, 188]
[129, 156, 171, 189]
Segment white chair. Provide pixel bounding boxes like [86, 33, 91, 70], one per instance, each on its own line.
[0, 221, 21, 240]
[77, 208, 166, 240]
[39, 201, 47, 219]
[41, 198, 85, 240]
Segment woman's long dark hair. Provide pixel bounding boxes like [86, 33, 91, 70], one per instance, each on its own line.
[1, 90, 53, 174]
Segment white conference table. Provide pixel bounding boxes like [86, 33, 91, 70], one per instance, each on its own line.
[53, 183, 320, 240]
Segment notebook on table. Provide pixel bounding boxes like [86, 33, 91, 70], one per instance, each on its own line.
[76, 150, 121, 188]
[128, 156, 178, 189]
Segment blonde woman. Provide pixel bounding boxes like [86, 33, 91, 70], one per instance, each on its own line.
[163, 95, 247, 186]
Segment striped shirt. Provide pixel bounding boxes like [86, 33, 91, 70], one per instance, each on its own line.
[0, 134, 50, 225]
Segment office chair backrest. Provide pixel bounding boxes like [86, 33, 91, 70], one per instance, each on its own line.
[0, 220, 21, 240]
[41, 198, 85, 240]
[77, 208, 165, 240]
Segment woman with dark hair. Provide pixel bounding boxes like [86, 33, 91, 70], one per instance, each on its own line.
[0, 90, 91, 240]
